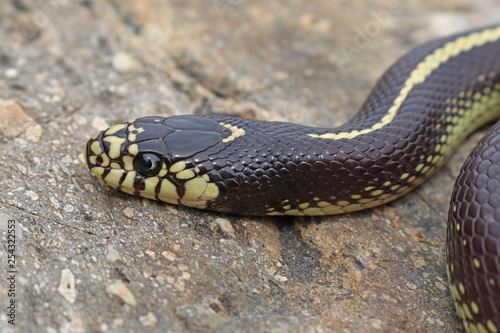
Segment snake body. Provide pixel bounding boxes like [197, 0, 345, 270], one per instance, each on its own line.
[85, 25, 500, 331]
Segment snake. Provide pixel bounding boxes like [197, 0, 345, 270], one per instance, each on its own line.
[84, 25, 500, 331]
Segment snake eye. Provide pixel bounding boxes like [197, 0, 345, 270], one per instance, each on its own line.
[134, 153, 163, 177]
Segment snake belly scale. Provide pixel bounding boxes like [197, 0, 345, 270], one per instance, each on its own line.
[85, 25, 500, 331]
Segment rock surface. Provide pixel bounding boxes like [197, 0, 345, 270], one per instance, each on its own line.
[0, 1, 498, 332]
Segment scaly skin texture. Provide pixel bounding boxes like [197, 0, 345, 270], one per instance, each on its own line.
[85, 25, 500, 331]
[448, 121, 500, 332]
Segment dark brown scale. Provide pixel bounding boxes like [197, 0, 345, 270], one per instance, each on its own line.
[85, 25, 500, 331]
[448, 121, 500, 330]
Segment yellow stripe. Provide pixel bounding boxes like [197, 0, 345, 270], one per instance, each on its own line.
[309, 26, 500, 140]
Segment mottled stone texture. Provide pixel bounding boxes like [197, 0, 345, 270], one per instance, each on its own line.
[0, 1, 498, 332]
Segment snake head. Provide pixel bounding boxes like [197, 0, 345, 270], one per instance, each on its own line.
[84, 116, 226, 208]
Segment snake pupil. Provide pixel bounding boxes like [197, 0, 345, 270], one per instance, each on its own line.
[134, 153, 162, 177]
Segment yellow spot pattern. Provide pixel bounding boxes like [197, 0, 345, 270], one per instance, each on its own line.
[170, 161, 186, 173]
[105, 124, 126, 135]
[176, 169, 196, 180]
[141, 177, 160, 200]
[91, 141, 102, 155]
[128, 144, 139, 156]
[103, 136, 126, 159]
[219, 122, 246, 143]
[123, 156, 134, 171]
[127, 124, 145, 141]
[158, 180, 179, 204]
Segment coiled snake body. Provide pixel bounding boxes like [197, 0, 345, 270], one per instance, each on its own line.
[85, 25, 500, 331]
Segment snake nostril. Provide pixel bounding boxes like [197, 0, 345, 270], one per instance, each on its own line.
[95, 156, 103, 166]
